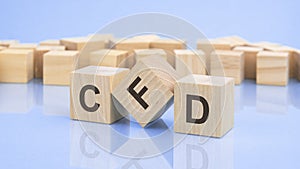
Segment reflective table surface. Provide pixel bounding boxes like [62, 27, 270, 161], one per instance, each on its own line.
[0, 79, 299, 169]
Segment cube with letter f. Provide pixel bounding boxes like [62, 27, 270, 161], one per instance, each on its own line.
[112, 56, 179, 127]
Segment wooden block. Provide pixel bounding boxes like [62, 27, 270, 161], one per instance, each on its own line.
[114, 38, 152, 51]
[150, 39, 186, 68]
[233, 46, 263, 79]
[256, 51, 289, 86]
[247, 41, 281, 50]
[70, 66, 129, 124]
[197, 39, 232, 51]
[134, 49, 167, 64]
[174, 74, 234, 138]
[0, 49, 33, 83]
[35, 45, 66, 78]
[39, 39, 61, 46]
[60, 36, 107, 68]
[112, 56, 180, 127]
[297, 50, 300, 81]
[9, 43, 37, 50]
[43, 51, 79, 85]
[0, 40, 19, 47]
[0, 46, 7, 51]
[87, 34, 114, 48]
[210, 50, 244, 85]
[215, 35, 248, 47]
[174, 49, 207, 77]
[89, 49, 133, 68]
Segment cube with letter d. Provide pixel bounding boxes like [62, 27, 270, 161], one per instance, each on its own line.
[174, 75, 234, 138]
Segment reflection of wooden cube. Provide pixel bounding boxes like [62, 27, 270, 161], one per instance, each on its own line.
[174, 49, 207, 77]
[134, 49, 167, 63]
[257, 51, 289, 86]
[35, 46, 65, 78]
[70, 66, 129, 124]
[233, 46, 263, 79]
[0, 49, 33, 83]
[89, 49, 132, 68]
[112, 56, 179, 127]
[210, 50, 244, 85]
[39, 39, 61, 46]
[43, 51, 79, 85]
[174, 75, 234, 138]
[0, 40, 19, 47]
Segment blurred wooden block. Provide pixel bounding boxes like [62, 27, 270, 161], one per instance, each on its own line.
[257, 51, 289, 86]
[87, 34, 114, 48]
[210, 50, 244, 85]
[70, 66, 129, 124]
[134, 49, 167, 64]
[215, 35, 248, 47]
[233, 46, 263, 79]
[174, 74, 234, 138]
[9, 43, 37, 50]
[150, 39, 186, 68]
[60, 36, 107, 68]
[35, 45, 66, 78]
[297, 51, 300, 81]
[198, 39, 232, 51]
[39, 39, 61, 46]
[0, 40, 19, 47]
[247, 41, 281, 50]
[90, 49, 133, 68]
[43, 51, 79, 85]
[114, 38, 152, 51]
[112, 56, 179, 127]
[174, 49, 207, 77]
[0, 46, 7, 51]
[0, 49, 33, 83]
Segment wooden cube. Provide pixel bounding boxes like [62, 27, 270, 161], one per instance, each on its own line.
[216, 35, 248, 46]
[114, 38, 152, 51]
[174, 49, 207, 77]
[297, 50, 300, 81]
[89, 49, 133, 68]
[134, 49, 167, 64]
[39, 39, 61, 46]
[70, 66, 129, 124]
[112, 56, 180, 127]
[0, 40, 19, 47]
[257, 51, 289, 86]
[210, 50, 244, 85]
[43, 51, 79, 85]
[174, 75, 234, 138]
[0, 49, 33, 83]
[150, 39, 186, 68]
[197, 39, 232, 51]
[0, 46, 7, 51]
[35, 45, 65, 78]
[233, 46, 263, 79]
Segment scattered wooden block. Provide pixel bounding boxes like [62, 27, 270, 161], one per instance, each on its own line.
[247, 41, 281, 50]
[39, 39, 61, 46]
[198, 39, 232, 51]
[233, 46, 263, 79]
[87, 34, 114, 48]
[134, 49, 167, 64]
[174, 74, 234, 138]
[210, 50, 244, 85]
[60, 36, 108, 68]
[0, 40, 19, 47]
[0, 49, 33, 83]
[112, 56, 180, 127]
[35, 45, 66, 78]
[70, 66, 129, 124]
[174, 49, 207, 77]
[114, 38, 152, 51]
[256, 51, 289, 86]
[89, 49, 133, 68]
[0, 46, 7, 51]
[216, 35, 249, 46]
[150, 39, 186, 68]
[43, 51, 79, 85]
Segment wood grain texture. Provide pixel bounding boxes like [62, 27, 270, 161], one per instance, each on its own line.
[257, 51, 289, 86]
[35, 45, 66, 78]
[174, 49, 207, 77]
[0, 40, 19, 47]
[112, 56, 180, 127]
[233, 46, 263, 79]
[90, 49, 133, 68]
[210, 50, 244, 85]
[174, 74, 234, 138]
[70, 66, 129, 124]
[39, 39, 61, 46]
[43, 51, 79, 85]
[134, 49, 167, 65]
[0, 49, 33, 83]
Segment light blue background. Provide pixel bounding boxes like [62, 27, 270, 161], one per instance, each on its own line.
[0, 0, 299, 48]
